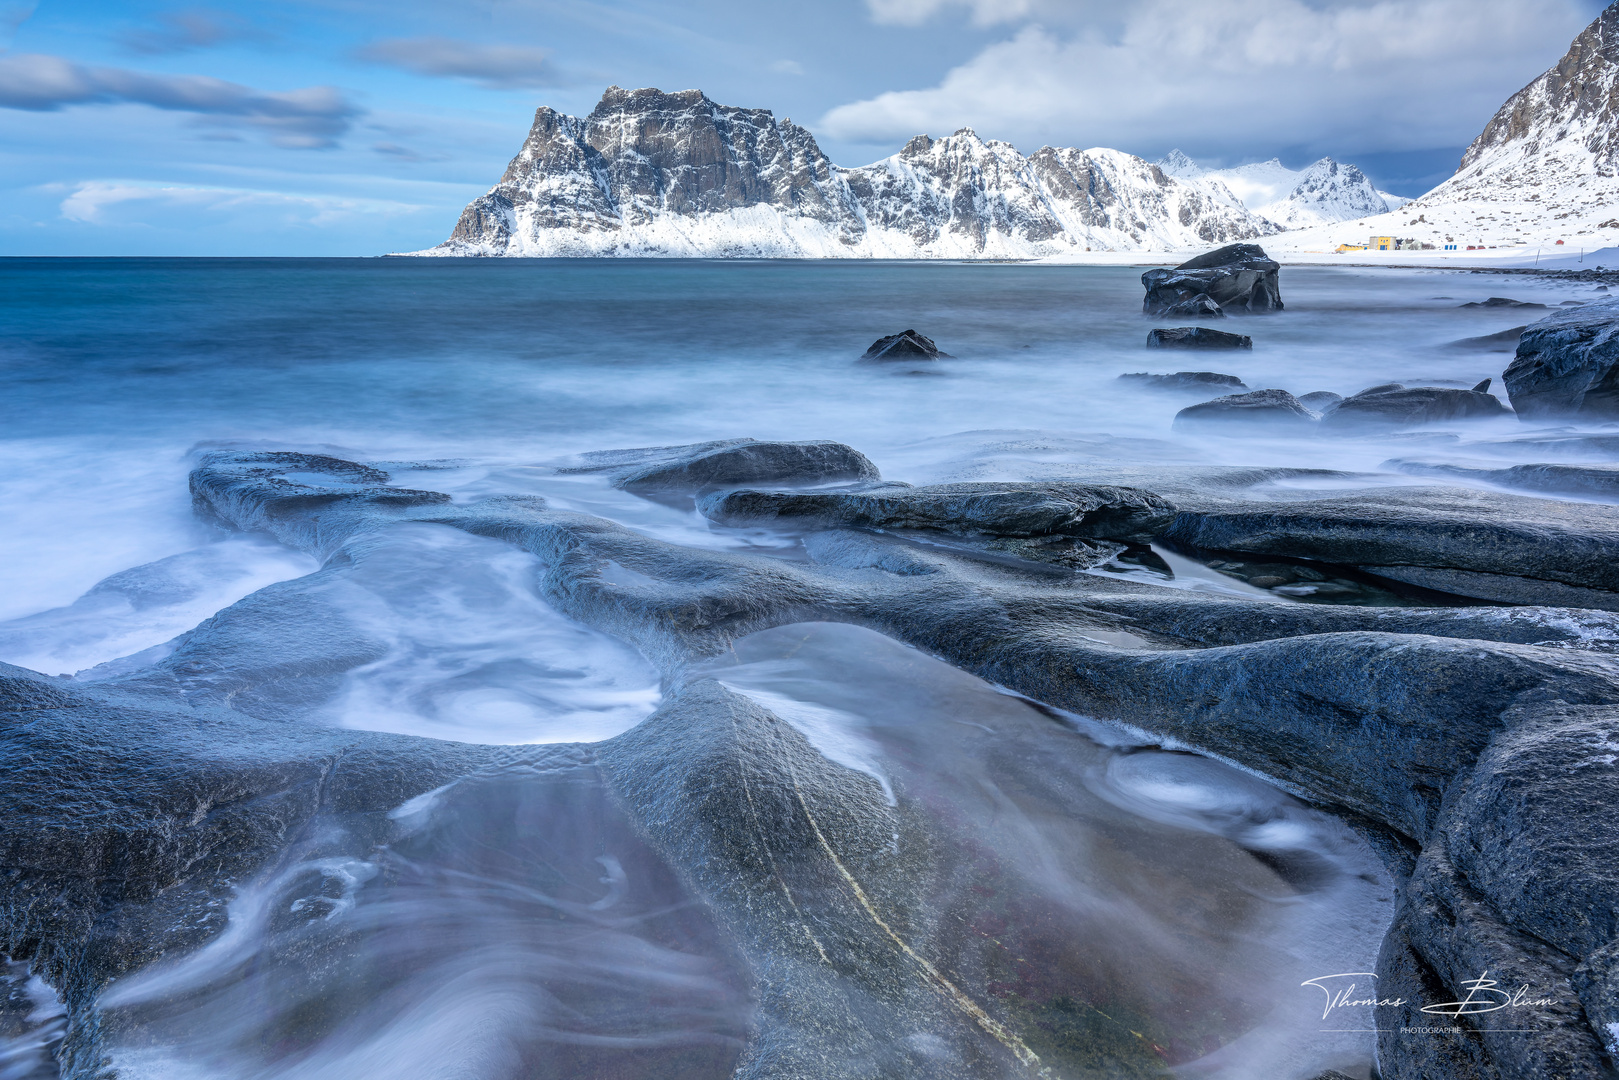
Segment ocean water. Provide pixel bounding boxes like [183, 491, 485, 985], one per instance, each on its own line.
[0, 257, 1608, 1079]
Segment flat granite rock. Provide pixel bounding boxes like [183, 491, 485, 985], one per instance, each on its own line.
[1173, 388, 1317, 431]
[559, 438, 882, 493]
[698, 480, 1178, 545]
[1165, 483, 1619, 608]
[1143, 327, 1253, 350]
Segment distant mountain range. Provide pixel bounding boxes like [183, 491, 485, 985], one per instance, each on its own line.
[419, 1, 1618, 258]
[422, 86, 1280, 258]
[1155, 151, 1410, 230]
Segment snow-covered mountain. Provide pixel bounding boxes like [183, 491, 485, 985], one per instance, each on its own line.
[420, 86, 1278, 258]
[1268, 1, 1619, 254]
[1158, 151, 1409, 228]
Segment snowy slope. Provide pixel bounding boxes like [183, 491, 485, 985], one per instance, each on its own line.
[418, 87, 1278, 258]
[1266, 2, 1619, 255]
[1158, 152, 1406, 226]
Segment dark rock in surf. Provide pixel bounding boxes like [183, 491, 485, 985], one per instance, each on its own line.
[1320, 383, 1509, 429]
[566, 438, 882, 493]
[862, 329, 949, 361]
[1145, 326, 1252, 350]
[1444, 325, 1526, 351]
[1141, 243, 1282, 317]
[1173, 388, 1315, 431]
[1298, 391, 1343, 412]
[1460, 297, 1547, 309]
[1117, 370, 1248, 392]
[1503, 298, 1619, 419]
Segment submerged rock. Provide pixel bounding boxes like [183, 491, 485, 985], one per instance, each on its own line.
[1503, 297, 1619, 419]
[1298, 391, 1343, 411]
[1387, 458, 1619, 498]
[1173, 388, 1316, 431]
[1460, 297, 1547, 308]
[1144, 327, 1252, 350]
[1445, 324, 1526, 351]
[1117, 370, 1248, 392]
[1142, 243, 1283, 317]
[1320, 382, 1509, 429]
[862, 329, 949, 360]
[563, 438, 882, 493]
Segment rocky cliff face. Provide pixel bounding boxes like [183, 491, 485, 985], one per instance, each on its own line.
[1270, 1, 1619, 252]
[426, 86, 1277, 257]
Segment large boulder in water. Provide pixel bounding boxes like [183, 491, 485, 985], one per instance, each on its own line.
[1141, 244, 1283, 317]
[1321, 382, 1509, 430]
[1173, 388, 1315, 431]
[1145, 327, 1252, 350]
[862, 329, 949, 360]
[1503, 298, 1619, 419]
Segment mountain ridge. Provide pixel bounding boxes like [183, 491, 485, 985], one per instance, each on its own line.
[423, 86, 1279, 258]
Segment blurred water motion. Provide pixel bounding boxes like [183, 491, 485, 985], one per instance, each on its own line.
[99, 754, 754, 1080]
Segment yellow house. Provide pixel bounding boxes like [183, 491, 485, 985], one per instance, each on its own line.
[1369, 236, 1395, 250]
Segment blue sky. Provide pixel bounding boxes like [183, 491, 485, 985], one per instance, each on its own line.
[0, 0, 1610, 256]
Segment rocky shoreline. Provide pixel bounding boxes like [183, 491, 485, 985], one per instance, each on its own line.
[3, 433, 1619, 1079]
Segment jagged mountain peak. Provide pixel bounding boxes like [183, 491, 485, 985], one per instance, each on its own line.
[423, 86, 1277, 257]
[1157, 149, 1201, 176]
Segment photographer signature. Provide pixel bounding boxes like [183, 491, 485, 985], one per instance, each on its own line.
[1302, 971, 1555, 1021]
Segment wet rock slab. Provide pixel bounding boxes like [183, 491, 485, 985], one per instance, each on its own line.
[1174, 388, 1316, 431]
[558, 438, 881, 494]
[1143, 327, 1252, 350]
[1387, 459, 1619, 499]
[1320, 381, 1509, 430]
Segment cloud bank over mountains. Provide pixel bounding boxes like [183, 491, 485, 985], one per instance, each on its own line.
[824, 0, 1602, 162]
[0, 0, 1608, 254]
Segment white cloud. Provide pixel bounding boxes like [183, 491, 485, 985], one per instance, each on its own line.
[867, 0, 1037, 25]
[57, 181, 424, 227]
[771, 59, 805, 75]
[355, 36, 560, 89]
[827, 0, 1596, 161]
[0, 52, 358, 146]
